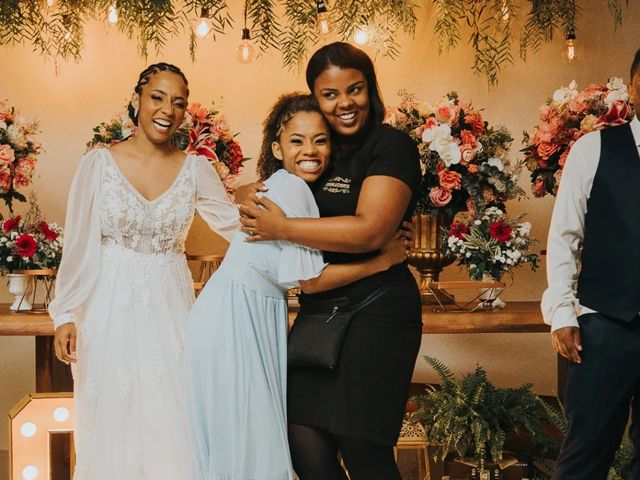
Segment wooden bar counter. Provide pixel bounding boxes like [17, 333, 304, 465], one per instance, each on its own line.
[1, 302, 549, 393]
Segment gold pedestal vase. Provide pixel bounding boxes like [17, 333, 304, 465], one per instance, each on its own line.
[407, 213, 455, 304]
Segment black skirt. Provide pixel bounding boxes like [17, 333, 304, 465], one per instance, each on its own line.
[287, 265, 422, 446]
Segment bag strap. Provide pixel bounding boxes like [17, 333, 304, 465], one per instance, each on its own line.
[349, 285, 389, 313]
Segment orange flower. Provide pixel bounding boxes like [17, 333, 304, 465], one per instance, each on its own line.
[438, 169, 462, 190]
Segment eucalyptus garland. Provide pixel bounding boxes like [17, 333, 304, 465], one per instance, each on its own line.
[0, 0, 629, 84]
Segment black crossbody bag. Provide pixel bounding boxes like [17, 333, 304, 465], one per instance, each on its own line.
[288, 286, 389, 369]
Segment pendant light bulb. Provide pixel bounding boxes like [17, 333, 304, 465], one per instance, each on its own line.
[235, 28, 257, 64]
[353, 26, 369, 46]
[194, 7, 212, 39]
[316, 0, 333, 37]
[500, 0, 510, 22]
[563, 31, 577, 62]
[46, 0, 56, 7]
[108, 4, 118, 24]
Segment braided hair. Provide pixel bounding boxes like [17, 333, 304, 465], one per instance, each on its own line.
[127, 63, 190, 126]
[256, 93, 326, 180]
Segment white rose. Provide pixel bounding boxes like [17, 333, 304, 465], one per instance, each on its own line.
[7, 124, 27, 149]
[0, 121, 6, 131]
[605, 88, 629, 107]
[422, 123, 451, 143]
[465, 252, 471, 258]
[437, 141, 462, 167]
[607, 77, 625, 90]
[474, 220, 481, 225]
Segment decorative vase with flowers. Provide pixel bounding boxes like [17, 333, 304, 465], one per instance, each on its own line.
[0, 195, 63, 310]
[0, 99, 42, 213]
[445, 207, 539, 308]
[385, 91, 523, 298]
[87, 102, 247, 197]
[522, 77, 634, 198]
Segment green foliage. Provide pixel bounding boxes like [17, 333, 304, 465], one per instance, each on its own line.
[412, 356, 550, 471]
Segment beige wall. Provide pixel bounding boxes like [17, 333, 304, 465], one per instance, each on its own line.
[0, 0, 638, 450]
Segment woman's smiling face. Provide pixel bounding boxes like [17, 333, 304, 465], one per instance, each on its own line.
[312, 66, 370, 137]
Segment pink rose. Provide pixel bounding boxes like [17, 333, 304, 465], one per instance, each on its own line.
[535, 122, 557, 143]
[13, 173, 31, 189]
[558, 149, 570, 167]
[538, 105, 550, 121]
[15, 156, 36, 175]
[435, 103, 456, 124]
[532, 177, 546, 198]
[438, 169, 462, 190]
[595, 99, 630, 128]
[0, 144, 15, 164]
[0, 100, 12, 121]
[0, 166, 11, 193]
[211, 115, 230, 137]
[429, 187, 452, 207]
[459, 144, 477, 165]
[537, 141, 560, 160]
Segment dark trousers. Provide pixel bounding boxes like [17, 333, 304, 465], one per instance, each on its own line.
[553, 312, 640, 479]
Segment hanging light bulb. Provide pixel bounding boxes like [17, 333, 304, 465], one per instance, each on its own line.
[63, 29, 73, 43]
[316, 0, 333, 37]
[235, 28, 257, 64]
[107, 4, 118, 24]
[46, 0, 56, 7]
[353, 26, 370, 46]
[563, 30, 577, 62]
[194, 7, 212, 39]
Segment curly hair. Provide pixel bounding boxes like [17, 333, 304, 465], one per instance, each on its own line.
[632, 48, 640, 80]
[256, 93, 326, 180]
[127, 62, 190, 126]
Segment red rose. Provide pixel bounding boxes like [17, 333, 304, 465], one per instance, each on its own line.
[595, 99, 630, 128]
[38, 221, 59, 241]
[450, 222, 470, 240]
[3, 215, 21, 232]
[488, 221, 512, 243]
[15, 233, 38, 257]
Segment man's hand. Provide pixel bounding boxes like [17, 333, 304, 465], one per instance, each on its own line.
[551, 326, 582, 363]
[54, 323, 77, 364]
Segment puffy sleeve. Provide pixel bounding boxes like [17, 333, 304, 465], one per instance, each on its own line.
[48, 149, 107, 329]
[263, 170, 327, 287]
[194, 156, 240, 243]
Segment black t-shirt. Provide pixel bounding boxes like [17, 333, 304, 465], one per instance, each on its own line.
[311, 123, 421, 265]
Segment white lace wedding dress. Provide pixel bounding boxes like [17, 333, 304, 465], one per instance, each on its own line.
[48, 148, 239, 480]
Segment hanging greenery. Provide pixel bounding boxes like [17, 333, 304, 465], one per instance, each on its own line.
[0, 1, 630, 84]
[434, 0, 629, 85]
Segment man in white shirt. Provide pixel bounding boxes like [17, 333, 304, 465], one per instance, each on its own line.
[542, 49, 640, 479]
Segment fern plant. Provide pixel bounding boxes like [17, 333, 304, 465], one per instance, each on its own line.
[412, 356, 549, 471]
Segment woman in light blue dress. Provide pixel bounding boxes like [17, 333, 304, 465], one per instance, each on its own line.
[186, 94, 407, 480]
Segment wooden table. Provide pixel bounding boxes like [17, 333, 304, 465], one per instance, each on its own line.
[2, 302, 550, 394]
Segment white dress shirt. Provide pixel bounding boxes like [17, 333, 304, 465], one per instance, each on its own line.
[541, 115, 640, 331]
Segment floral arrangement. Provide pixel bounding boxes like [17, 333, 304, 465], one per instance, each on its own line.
[0, 99, 42, 213]
[386, 91, 522, 219]
[87, 103, 246, 195]
[445, 207, 538, 281]
[0, 195, 63, 274]
[522, 77, 634, 197]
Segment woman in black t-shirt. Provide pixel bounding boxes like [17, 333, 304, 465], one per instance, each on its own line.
[239, 42, 422, 480]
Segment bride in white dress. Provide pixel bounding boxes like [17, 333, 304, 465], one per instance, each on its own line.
[49, 63, 239, 480]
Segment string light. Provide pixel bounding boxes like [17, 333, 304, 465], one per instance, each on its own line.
[316, 0, 333, 37]
[353, 26, 370, 46]
[563, 30, 577, 62]
[107, 4, 118, 24]
[235, 0, 257, 64]
[194, 7, 212, 39]
[46, 0, 55, 7]
[500, 0, 510, 22]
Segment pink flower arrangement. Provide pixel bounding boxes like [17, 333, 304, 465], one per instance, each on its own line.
[0, 99, 42, 213]
[386, 91, 522, 219]
[523, 78, 635, 197]
[87, 102, 247, 195]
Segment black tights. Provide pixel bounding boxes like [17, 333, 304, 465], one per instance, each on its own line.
[288, 424, 401, 480]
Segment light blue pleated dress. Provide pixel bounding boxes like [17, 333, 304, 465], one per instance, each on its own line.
[186, 169, 327, 480]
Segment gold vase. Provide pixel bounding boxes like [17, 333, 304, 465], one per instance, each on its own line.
[407, 213, 455, 304]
